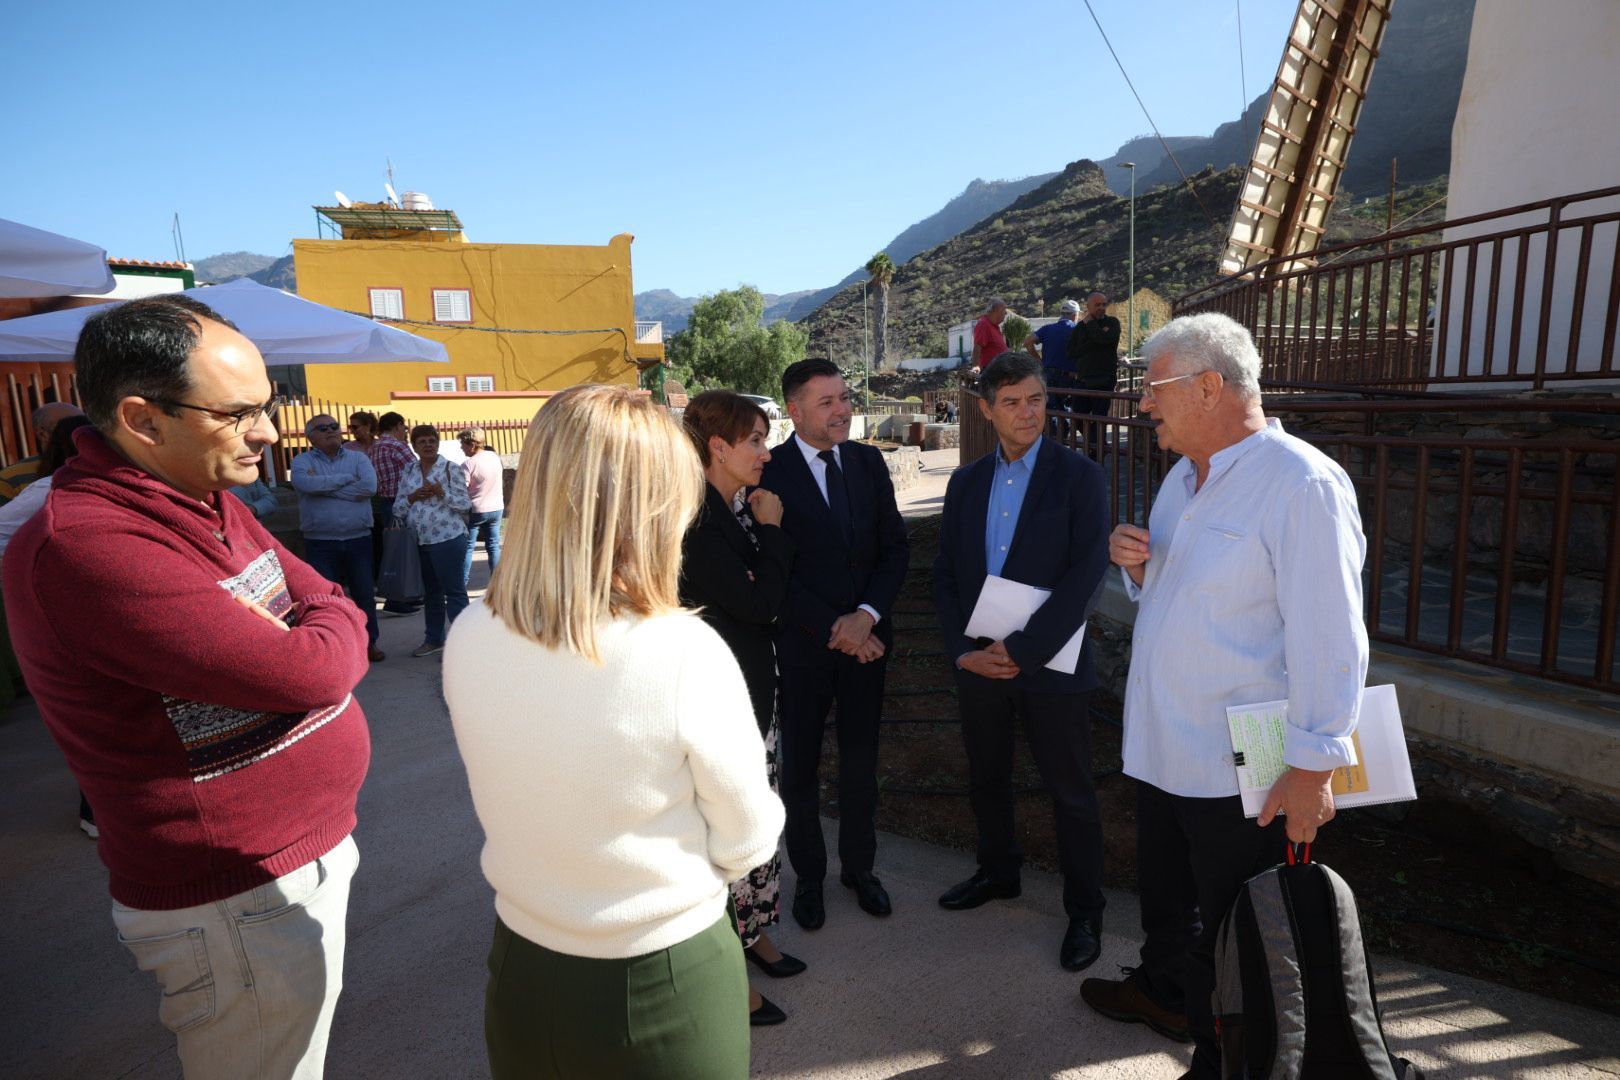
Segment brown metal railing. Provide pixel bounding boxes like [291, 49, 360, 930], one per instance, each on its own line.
[962, 387, 1620, 691]
[270, 396, 533, 482]
[1176, 184, 1620, 390]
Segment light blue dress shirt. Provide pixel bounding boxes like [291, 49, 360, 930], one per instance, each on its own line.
[1121, 420, 1367, 798]
[289, 447, 377, 541]
[985, 435, 1040, 578]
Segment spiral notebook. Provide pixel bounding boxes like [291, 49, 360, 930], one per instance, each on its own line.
[1226, 684, 1417, 818]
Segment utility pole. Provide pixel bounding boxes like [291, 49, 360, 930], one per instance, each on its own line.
[1119, 162, 1137, 356]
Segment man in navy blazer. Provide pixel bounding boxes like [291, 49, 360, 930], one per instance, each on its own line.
[934, 351, 1112, 971]
[762, 358, 910, 931]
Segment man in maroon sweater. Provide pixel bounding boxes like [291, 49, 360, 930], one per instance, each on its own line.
[5, 295, 372, 1079]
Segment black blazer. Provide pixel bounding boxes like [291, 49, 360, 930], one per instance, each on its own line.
[679, 483, 796, 734]
[760, 435, 909, 669]
[933, 437, 1110, 693]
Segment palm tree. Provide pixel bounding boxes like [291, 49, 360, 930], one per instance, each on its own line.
[865, 252, 896, 371]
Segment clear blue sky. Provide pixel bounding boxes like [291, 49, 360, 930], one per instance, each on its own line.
[8, 0, 1298, 298]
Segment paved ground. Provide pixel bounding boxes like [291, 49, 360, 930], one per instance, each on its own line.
[5, 474, 1620, 1078]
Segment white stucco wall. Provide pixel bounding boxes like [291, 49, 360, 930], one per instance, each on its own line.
[1439, 0, 1620, 384]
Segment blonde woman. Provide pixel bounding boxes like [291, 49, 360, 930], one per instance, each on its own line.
[444, 385, 783, 1080]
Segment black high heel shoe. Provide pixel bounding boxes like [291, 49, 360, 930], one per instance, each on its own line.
[746, 946, 808, 978]
[749, 993, 787, 1026]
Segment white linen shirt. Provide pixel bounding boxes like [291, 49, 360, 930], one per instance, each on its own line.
[1122, 419, 1368, 798]
[392, 457, 471, 546]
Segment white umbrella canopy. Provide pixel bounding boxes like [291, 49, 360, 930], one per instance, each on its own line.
[0, 217, 117, 298]
[0, 278, 449, 364]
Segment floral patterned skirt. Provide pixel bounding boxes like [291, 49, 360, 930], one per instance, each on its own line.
[731, 712, 781, 948]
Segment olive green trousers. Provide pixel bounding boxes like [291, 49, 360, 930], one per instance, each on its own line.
[484, 912, 750, 1079]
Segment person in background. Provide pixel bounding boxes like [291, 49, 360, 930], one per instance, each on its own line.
[1065, 292, 1122, 458]
[0, 413, 97, 835]
[458, 426, 504, 586]
[445, 384, 782, 1079]
[1026, 298, 1082, 438]
[0, 401, 84, 507]
[291, 414, 383, 663]
[229, 475, 278, 519]
[971, 298, 1009, 371]
[5, 294, 371, 1079]
[363, 410, 421, 615]
[679, 390, 802, 1028]
[0, 414, 94, 560]
[393, 424, 470, 657]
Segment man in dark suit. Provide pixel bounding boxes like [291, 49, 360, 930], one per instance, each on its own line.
[762, 358, 910, 930]
[933, 351, 1112, 971]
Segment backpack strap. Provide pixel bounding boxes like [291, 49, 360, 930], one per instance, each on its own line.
[1320, 864, 1400, 1080]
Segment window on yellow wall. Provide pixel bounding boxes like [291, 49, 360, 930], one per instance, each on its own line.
[432, 288, 472, 323]
[369, 288, 404, 320]
[466, 375, 495, 393]
[428, 376, 458, 393]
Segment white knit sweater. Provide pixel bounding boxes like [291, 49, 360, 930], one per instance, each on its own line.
[444, 603, 784, 959]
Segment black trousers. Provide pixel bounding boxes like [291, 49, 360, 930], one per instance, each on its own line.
[957, 680, 1104, 920]
[778, 652, 886, 882]
[1134, 779, 1287, 1078]
[1072, 383, 1114, 460]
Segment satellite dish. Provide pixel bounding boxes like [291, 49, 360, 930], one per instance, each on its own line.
[334, 190, 353, 208]
[384, 182, 400, 207]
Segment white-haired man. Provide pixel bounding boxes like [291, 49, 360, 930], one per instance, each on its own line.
[1081, 312, 1368, 1079]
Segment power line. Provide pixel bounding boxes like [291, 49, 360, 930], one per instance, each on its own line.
[1081, 0, 1221, 231]
[1237, 0, 1253, 156]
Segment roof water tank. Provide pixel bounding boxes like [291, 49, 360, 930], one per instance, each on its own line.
[401, 191, 434, 211]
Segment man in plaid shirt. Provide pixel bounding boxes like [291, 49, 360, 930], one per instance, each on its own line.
[354, 411, 419, 613]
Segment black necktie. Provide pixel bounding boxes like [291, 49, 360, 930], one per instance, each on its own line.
[817, 449, 853, 544]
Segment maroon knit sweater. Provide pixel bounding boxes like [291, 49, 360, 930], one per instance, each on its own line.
[4, 430, 371, 909]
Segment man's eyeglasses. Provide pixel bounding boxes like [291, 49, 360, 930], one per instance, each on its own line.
[1144, 370, 1216, 394]
[309, 423, 341, 434]
[145, 394, 285, 433]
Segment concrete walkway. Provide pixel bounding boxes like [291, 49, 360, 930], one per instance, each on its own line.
[4, 545, 1620, 1079]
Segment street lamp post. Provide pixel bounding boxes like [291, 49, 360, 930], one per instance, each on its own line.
[1118, 161, 1136, 358]
[862, 281, 871, 407]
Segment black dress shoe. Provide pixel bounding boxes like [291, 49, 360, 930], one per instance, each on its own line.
[746, 946, 808, 978]
[1061, 916, 1103, 972]
[749, 993, 787, 1026]
[839, 870, 892, 917]
[792, 879, 825, 931]
[938, 870, 1022, 911]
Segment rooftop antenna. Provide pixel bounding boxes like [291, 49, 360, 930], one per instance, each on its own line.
[334, 190, 353, 208]
[171, 212, 187, 264]
[385, 158, 399, 206]
[384, 182, 400, 208]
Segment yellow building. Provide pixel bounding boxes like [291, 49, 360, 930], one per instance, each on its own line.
[292, 200, 664, 423]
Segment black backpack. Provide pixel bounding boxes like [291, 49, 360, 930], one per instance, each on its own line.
[1212, 844, 1423, 1079]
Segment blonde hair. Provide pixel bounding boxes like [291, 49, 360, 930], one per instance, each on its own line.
[485, 384, 702, 661]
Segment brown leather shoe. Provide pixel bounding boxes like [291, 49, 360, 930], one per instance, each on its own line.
[1080, 969, 1191, 1043]
[367, 646, 386, 662]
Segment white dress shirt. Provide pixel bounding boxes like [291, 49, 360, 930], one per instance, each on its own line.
[793, 435, 881, 625]
[1122, 419, 1367, 798]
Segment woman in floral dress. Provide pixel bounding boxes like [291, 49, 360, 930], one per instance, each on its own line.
[393, 424, 471, 657]
[678, 390, 803, 1027]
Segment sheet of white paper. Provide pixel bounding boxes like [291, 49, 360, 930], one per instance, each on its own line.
[962, 574, 1085, 675]
[1226, 684, 1416, 818]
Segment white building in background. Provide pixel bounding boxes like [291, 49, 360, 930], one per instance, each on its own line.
[1438, 0, 1620, 385]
